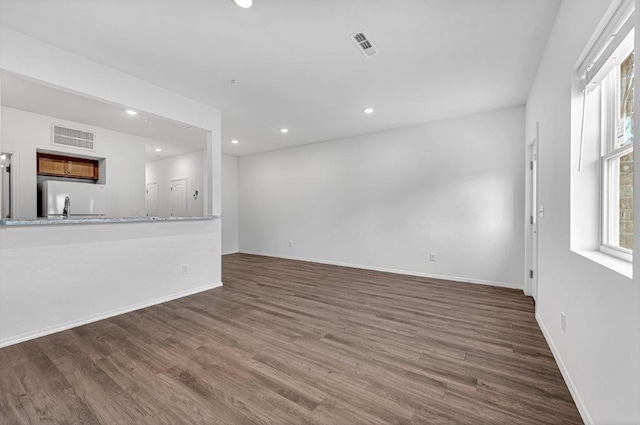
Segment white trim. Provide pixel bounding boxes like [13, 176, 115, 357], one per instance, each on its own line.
[0, 281, 223, 349]
[240, 251, 523, 290]
[536, 313, 594, 425]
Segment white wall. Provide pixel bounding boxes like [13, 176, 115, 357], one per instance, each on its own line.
[239, 106, 525, 288]
[525, 0, 640, 423]
[222, 154, 239, 254]
[146, 150, 205, 217]
[2, 107, 147, 219]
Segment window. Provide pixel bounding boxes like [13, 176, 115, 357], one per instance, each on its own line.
[600, 48, 634, 260]
[573, 0, 635, 270]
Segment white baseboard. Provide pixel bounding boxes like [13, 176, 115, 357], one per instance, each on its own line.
[536, 313, 593, 425]
[0, 282, 223, 349]
[239, 251, 523, 290]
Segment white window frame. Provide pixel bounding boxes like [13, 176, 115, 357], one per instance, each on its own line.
[599, 40, 634, 262]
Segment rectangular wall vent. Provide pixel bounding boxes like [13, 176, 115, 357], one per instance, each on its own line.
[51, 124, 95, 151]
[350, 31, 380, 58]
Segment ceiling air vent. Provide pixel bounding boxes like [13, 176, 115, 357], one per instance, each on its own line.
[350, 31, 380, 58]
[51, 124, 95, 151]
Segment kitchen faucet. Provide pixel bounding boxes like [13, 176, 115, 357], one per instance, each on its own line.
[63, 196, 71, 219]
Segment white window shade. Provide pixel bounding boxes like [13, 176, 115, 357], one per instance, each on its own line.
[576, 0, 635, 88]
[588, 22, 634, 89]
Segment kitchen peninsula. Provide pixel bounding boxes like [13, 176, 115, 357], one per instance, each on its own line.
[0, 216, 222, 348]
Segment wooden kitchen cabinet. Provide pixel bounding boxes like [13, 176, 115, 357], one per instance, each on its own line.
[37, 153, 99, 180]
[66, 160, 97, 179]
[37, 155, 67, 175]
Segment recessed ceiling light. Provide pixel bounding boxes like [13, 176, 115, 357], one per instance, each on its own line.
[155, 148, 162, 152]
[126, 110, 138, 116]
[234, 0, 252, 8]
[280, 128, 289, 134]
[363, 108, 374, 114]
[231, 139, 240, 144]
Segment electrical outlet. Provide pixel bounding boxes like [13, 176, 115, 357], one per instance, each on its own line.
[429, 253, 437, 262]
[288, 241, 293, 248]
[182, 264, 189, 275]
[561, 312, 566, 333]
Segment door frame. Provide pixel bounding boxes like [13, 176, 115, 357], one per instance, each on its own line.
[524, 123, 539, 301]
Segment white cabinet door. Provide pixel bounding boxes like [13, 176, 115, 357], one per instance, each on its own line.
[170, 177, 187, 217]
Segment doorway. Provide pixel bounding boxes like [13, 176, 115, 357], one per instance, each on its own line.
[170, 177, 188, 217]
[146, 182, 159, 217]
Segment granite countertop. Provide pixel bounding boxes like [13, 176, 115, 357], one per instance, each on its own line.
[0, 215, 221, 227]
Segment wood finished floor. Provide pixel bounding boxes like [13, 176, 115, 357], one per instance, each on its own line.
[0, 253, 582, 425]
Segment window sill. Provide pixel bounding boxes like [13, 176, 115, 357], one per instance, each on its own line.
[573, 249, 633, 279]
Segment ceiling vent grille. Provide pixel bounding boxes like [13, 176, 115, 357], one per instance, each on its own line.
[51, 124, 95, 151]
[350, 31, 380, 58]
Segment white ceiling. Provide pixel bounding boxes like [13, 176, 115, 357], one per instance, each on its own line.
[0, 0, 560, 156]
[0, 72, 208, 162]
